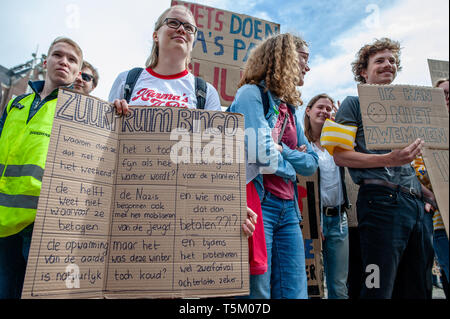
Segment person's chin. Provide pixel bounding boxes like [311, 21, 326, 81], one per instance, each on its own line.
[379, 78, 394, 85]
[380, 73, 395, 83]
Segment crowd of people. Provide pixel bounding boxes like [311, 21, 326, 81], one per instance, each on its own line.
[0, 4, 448, 300]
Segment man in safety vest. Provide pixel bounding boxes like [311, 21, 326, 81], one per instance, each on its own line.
[0, 37, 83, 299]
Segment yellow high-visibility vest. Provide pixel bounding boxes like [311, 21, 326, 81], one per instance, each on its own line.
[0, 93, 57, 237]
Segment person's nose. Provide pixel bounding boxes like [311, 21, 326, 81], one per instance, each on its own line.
[75, 74, 83, 84]
[382, 59, 394, 69]
[59, 55, 70, 67]
[176, 23, 187, 35]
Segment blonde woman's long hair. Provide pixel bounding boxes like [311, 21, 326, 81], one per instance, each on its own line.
[145, 5, 195, 69]
[239, 33, 307, 107]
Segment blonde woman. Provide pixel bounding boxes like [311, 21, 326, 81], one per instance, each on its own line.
[108, 5, 257, 239]
[109, 5, 221, 111]
[228, 33, 318, 299]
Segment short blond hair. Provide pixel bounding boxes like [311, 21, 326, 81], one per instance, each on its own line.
[47, 37, 83, 67]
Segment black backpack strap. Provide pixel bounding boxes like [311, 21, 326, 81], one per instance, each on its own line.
[10, 93, 32, 111]
[124, 67, 144, 103]
[195, 77, 207, 109]
[257, 84, 270, 117]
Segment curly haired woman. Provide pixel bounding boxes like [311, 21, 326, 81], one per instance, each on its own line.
[228, 33, 319, 299]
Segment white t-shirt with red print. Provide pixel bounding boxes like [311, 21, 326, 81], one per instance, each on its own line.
[108, 67, 221, 111]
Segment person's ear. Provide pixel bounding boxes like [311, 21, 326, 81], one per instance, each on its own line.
[360, 69, 368, 82]
[153, 31, 158, 43]
[43, 60, 47, 69]
[305, 107, 311, 117]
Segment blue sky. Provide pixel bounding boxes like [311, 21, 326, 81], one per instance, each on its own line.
[241, 0, 397, 58]
[0, 0, 448, 109]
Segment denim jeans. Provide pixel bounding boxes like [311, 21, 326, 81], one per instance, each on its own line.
[0, 224, 34, 299]
[434, 229, 449, 280]
[247, 191, 308, 299]
[357, 184, 434, 299]
[323, 212, 349, 299]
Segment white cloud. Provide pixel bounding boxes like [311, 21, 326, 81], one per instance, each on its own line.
[302, 0, 449, 106]
[1, 0, 448, 107]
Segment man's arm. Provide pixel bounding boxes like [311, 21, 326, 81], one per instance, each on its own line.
[420, 184, 438, 212]
[333, 138, 424, 168]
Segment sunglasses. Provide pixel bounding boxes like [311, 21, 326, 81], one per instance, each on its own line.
[81, 73, 94, 82]
[163, 18, 197, 34]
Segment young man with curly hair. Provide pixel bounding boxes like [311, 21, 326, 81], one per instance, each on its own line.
[333, 38, 435, 299]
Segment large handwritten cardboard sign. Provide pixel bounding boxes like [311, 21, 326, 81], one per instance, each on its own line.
[358, 84, 449, 150]
[22, 89, 248, 299]
[422, 148, 449, 237]
[427, 59, 449, 87]
[172, 0, 280, 106]
[297, 174, 324, 299]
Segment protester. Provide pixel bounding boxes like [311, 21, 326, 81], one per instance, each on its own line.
[333, 38, 435, 299]
[109, 5, 220, 111]
[228, 33, 319, 299]
[108, 5, 256, 238]
[73, 60, 99, 95]
[304, 94, 350, 299]
[0, 37, 83, 299]
[412, 78, 449, 299]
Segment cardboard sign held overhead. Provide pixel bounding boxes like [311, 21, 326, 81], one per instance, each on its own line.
[422, 148, 449, 237]
[358, 84, 449, 150]
[427, 59, 449, 87]
[22, 89, 248, 299]
[172, 0, 280, 106]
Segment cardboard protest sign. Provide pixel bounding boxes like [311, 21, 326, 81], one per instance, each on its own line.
[344, 168, 359, 228]
[190, 59, 242, 106]
[172, 0, 280, 106]
[358, 84, 449, 150]
[427, 59, 449, 87]
[22, 89, 248, 299]
[422, 148, 449, 237]
[297, 173, 324, 298]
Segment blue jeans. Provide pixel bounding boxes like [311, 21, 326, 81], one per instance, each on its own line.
[247, 191, 308, 299]
[323, 212, 349, 299]
[0, 224, 33, 299]
[434, 229, 449, 280]
[357, 184, 434, 299]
